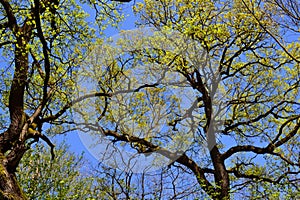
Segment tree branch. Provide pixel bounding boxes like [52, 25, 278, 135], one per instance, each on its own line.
[229, 167, 299, 184]
[0, 0, 17, 32]
[241, 0, 300, 63]
[82, 124, 216, 198]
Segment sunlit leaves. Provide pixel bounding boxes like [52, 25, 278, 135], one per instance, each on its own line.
[17, 142, 104, 199]
[131, 0, 300, 197]
[0, 0, 299, 198]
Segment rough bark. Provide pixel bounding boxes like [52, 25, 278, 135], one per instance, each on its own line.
[0, 0, 32, 198]
[0, 153, 27, 200]
[0, 40, 30, 199]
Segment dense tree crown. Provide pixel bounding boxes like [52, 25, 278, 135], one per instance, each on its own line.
[0, 0, 299, 199]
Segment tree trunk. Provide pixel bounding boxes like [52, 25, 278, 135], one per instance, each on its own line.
[210, 146, 230, 199]
[0, 153, 27, 200]
[0, 16, 31, 198]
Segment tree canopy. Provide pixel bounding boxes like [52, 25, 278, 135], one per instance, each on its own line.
[0, 0, 299, 199]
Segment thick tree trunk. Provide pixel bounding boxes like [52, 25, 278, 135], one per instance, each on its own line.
[207, 123, 230, 199]
[0, 15, 31, 198]
[210, 146, 230, 199]
[0, 153, 27, 200]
